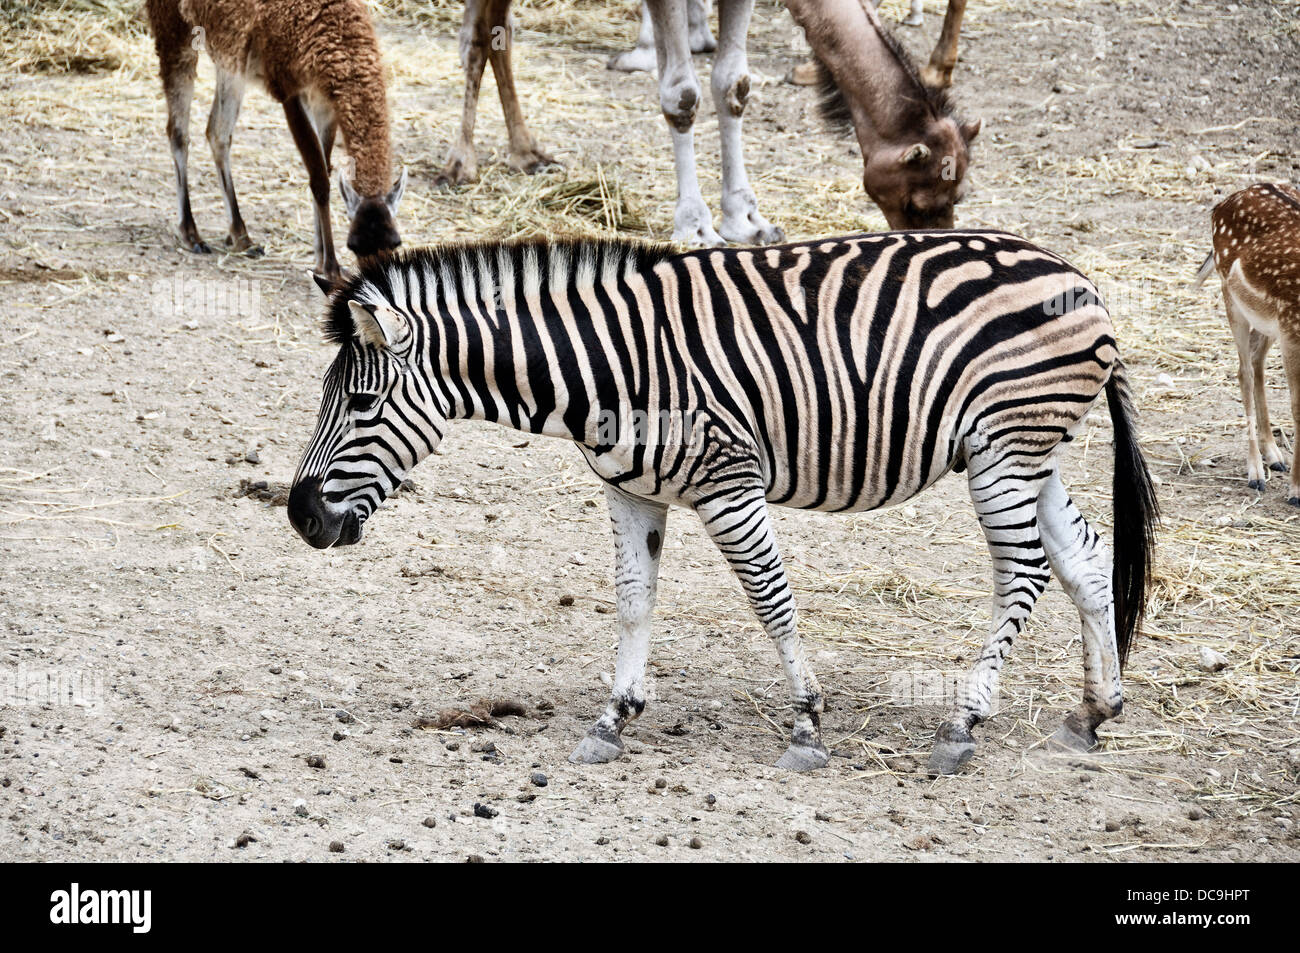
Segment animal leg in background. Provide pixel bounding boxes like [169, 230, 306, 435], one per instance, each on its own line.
[151, 0, 206, 253]
[920, 0, 967, 91]
[206, 69, 260, 256]
[713, 0, 782, 244]
[484, 0, 557, 174]
[282, 95, 340, 281]
[608, 0, 715, 72]
[647, 0, 721, 245]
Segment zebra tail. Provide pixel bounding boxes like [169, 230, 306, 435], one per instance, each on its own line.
[1105, 364, 1160, 670]
[1191, 250, 1216, 289]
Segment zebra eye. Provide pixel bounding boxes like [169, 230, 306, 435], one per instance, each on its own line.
[347, 393, 379, 414]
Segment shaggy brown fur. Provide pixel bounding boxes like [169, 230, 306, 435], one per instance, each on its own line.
[146, 0, 402, 280]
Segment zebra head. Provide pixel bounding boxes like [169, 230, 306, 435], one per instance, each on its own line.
[289, 291, 442, 549]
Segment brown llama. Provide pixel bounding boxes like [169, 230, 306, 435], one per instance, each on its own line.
[145, 0, 406, 282]
[1196, 183, 1300, 505]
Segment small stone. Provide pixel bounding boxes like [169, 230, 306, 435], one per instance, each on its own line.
[654, 834, 669, 847]
[239, 766, 260, 779]
[1154, 372, 1175, 388]
[293, 799, 308, 817]
[244, 449, 261, 465]
[89, 448, 112, 460]
[689, 836, 703, 850]
[422, 816, 437, 829]
[388, 839, 405, 850]
[654, 778, 667, 789]
[466, 855, 485, 863]
[332, 731, 347, 742]
[558, 594, 575, 607]
[795, 830, 812, 845]
[530, 772, 548, 787]
[233, 831, 256, 848]
[389, 756, 403, 764]
[305, 755, 327, 769]
[335, 710, 353, 724]
[269, 665, 282, 675]
[473, 803, 498, 819]
[1105, 819, 1122, 832]
[1197, 646, 1228, 672]
[1187, 807, 1206, 821]
[814, 811, 832, 822]
[329, 840, 344, 853]
[595, 836, 609, 845]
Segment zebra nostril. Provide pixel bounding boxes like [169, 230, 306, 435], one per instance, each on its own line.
[303, 516, 321, 538]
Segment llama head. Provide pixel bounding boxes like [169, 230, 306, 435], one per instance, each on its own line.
[862, 116, 980, 231]
[339, 167, 406, 261]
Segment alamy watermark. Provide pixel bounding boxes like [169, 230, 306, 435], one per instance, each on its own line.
[2, 663, 106, 712]
[151, 274, 261, 322]
[889, 668, 999, 714]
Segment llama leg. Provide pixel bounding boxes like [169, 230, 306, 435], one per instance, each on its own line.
[283, 95, 339, 281]
[1227, 299, 1268, 490]
[436, 0, 489, 187]
[713, 0, 782, 244]
[206, 69, 260, 256]
[688, 0, 717, 53]
[1036, 469, 1123, 753]
[1280, 330, 1300, 505]
[1250, 330, 1288, 473]
[308, 102, 338, 177]
[647, 0, 722, 246]
[152, 14, 207, 254]
[920, 0, 966, 90]
[570, 487, 669, 764]
[484, 0, 557, 174]
[928, 458, 1051, 775]
[608, 1, 658, 72]
[904, 0, 925, 27]
[695, 489, 828, 771]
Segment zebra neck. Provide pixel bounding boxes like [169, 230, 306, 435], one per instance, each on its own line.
[418, 239, 665, 446]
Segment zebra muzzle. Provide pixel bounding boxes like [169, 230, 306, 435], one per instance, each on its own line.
[288, 478, 361, 549]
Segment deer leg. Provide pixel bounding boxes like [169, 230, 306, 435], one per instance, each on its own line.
[570, 487, 668, 764]
[484, 0, 557, 175]
[1249, 330, 1287, 472]
[1280, 330, 1300, 505]
[713, 0, 782, 244]
[283, 95, 339, 282]
[695, 488, 828, 771]
[920, 0, 967, 91]
[436, 0, 489, 187]
[206, 69, 260, 257]
[647, 0, 722, 246]
[1227, 299, 1268, 491]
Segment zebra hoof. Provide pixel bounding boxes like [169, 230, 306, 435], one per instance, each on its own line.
[926, 740, 975, 776]
[775, 743, 830, 772]
[1247, 479, 1266, 492]
[1046, 719, 1099, 754]
[568, 733, 624, 765]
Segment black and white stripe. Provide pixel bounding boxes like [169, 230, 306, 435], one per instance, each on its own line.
[288, 231, 1158, 773]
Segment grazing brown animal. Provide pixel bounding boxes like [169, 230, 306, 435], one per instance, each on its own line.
[145, 0, 406, 281]
[1196, 183, 1300, 505]
[785, 0, 979, 229]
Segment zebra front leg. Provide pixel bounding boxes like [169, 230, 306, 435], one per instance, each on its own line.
[647, 0, 723, 246]
[696, 490, 828, 771]
[713, 0, 783, 244]
[1037, 469, 1123, 753]
[929, 463, 1051, 775]
[570, 487, 669, 764]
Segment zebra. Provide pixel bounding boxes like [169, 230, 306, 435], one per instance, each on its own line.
[287, 231, 1159, 775]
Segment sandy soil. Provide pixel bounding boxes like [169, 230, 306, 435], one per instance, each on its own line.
[1, 0, 1298, 862]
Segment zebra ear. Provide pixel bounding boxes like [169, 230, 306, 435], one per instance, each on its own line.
[348, 299, 405, 349]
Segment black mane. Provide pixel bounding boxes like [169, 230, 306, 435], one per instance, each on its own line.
[322, 237, 675, 345]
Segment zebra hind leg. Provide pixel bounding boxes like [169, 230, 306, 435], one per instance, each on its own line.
[569, 487, 669, 765]
[696, 489, 828, 771]
[1037, 469, 1123, 754]
[928, 463, 1052, 775]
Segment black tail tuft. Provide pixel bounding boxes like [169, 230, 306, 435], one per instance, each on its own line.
[1106, 365, 1160, 669]
[813, 58, 854, 134]
[1191, 250, 1216, 289]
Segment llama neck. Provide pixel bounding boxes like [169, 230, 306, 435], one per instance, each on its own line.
[329, 74, 392, 196]
[787, 0, 930, 153]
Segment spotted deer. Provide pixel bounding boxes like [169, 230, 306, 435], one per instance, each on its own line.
[1195, 183, 1300, 505]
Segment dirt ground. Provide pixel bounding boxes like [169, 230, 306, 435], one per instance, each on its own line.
[2, 0, 1298, 862]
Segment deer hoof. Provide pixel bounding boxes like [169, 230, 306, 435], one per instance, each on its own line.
[1248, 479, 1266, 492]
[1286, 495, 1300, 507]
[1269, 460, 1290, 473]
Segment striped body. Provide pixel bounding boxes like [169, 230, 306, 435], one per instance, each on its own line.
[290, 231, 1156, 773]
